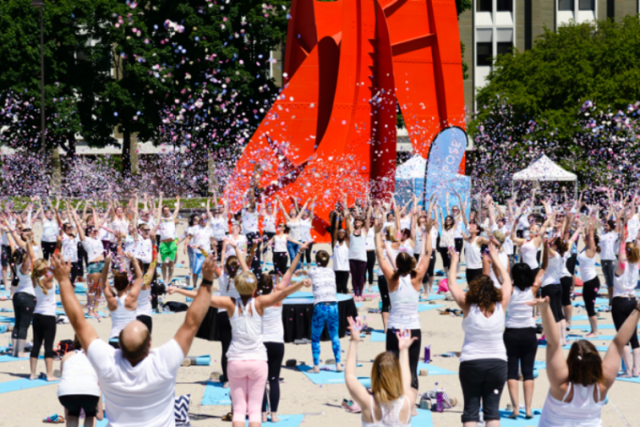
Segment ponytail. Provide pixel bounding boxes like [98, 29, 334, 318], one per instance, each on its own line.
[31, 259, 49, 296]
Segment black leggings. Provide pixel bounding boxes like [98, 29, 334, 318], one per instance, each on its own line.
[335, 271, 350, 294]
[504, 327, 538, 380]
[301, 243, 313, 265]
[560, 276, 573, 307]
[59, 395, 100, 417]
[12, 292, 36, 340]
[541, 284, 565, 322]
[273, 252, 288, 276]
[139, 261, 162, 310]
[438, 247, 451, 270]
[466, 268, 483, 286]
[378, 275, 390, 313]
[612, 297, 640, 349]
[41, 241, 57, 261]
[31, 314, 56, 359]
[366, 251, 376, 285]
[136, 314, 153, 333]
[459, 359, 507, 423]
[582, 276, 601, 318]
[262, 342, 285, 413]
[386, 328, 420, 390]
[414, 254, 432, 284]
[217, 311, 233, 382]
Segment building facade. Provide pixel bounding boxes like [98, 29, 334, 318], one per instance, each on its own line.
[460, 0, 640, 112]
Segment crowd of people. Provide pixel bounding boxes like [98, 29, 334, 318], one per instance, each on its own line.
[2, 182, 640, 427]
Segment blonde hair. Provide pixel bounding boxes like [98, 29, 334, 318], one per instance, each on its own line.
[31, 259, 49, 295]
[371, 352, 403, 405]
[234, 271, 258, 296]
[627, 243, 640, 264]
[385, 226, 398, 243]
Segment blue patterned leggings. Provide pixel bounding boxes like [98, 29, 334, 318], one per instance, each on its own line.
[311, 302, 341, 366]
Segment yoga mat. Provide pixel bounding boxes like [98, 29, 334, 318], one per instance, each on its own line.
[419, 294, 445, 302]
[201, 381, 232, 405]
[534, 361, 546, 370]
[247, 414, 305, 427]
[570, 324, 616, 331]
[0, 378, 58, 394]
[416, 362, 456, 375]
[0, 355, 43, 362]
[418, 304, 446, 313]
[410, 408, 434, 426]
[615, 375, 640, 384]
[573, 298, 610, 307]
[570, 315, 606, 321]
[370, 330, 386, 342]
[0, 316, 15, 323]
[498, 409, 542, 427]
[96, 418, 109, 427]
[355, 303, 363, 308]
[296, 365, 371, 387]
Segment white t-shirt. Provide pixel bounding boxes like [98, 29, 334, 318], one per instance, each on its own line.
[111, 218, 130, 241]
[241, 209, 259, 235]
[87, 339, 184, 427]
[210, 216, 227, 241]
[133, 236, 153, 264]
[627, 216, 640, 243]
[332, 242, 350, 272]
[190, 225, 214, 253]
[158, 217, 176, 241]
[1, 217, 16, 246]
[41, 218, 60, 243]
[600, 231, 619, 261]
[83, 237, 104, 262]
[263, 214, 276, 234]
[299, 219, 313, 242]
[307, 267, 338, 304]
[62, 234, 80, 263]
[225, 235, 248, 258]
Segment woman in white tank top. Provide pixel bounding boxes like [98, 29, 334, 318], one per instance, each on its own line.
[374, 212, 433, 404]
[531, 285, 640, 427]
[344, 198, 371, 302]
[29, 243, 59, 382]
[503, 257, 546, 419]
[577, 218, 601, 338]
[511, 206, 554, 272]
[541, 235, 570, 345]
[204, 242, 309, 425]
[447, 242, 512, 424]
[345, 317, 413, 427]
[462, 223, 491, 286]
[98, 253, 145, 345]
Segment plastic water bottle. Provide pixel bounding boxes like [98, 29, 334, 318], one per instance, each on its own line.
[424, 345, 431, 363]
[435, 389, 444, 412]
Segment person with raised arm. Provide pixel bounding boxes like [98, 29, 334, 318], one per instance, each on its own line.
[344, 317, 415, 426]
[71, 206, 105, 317]
[52, 249, 216, 427]
[531, 289, 640, 426]
[447, 241, 512, 426]
[610, 213, 640, 377]
[157, 193, 181, 284]
[171, 241, 310, 427]
[344, 193, 371, 301]
[577, 216, 601, 338]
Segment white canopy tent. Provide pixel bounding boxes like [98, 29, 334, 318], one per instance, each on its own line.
[512, 154, 578, 196]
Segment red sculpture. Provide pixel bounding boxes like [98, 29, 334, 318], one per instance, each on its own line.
[227, 0, 466, 242]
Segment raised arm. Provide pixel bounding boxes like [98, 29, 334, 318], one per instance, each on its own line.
[276, 196, 292, 222]
[255, 242, 310, 310]
[489, 242, 512, 309]
[602, 300, 640, 388]
[533, 297, 569, 390]
[447, 249, 468, 311]
[52, 254, 99, 351]
[124, 253, 144, 308]
[99, 256, 117, 310]
[374, 221, 395, 281]
[344, 317, 370, 409]
[173, 256, 215, 356]
[172, 196, 181, 221]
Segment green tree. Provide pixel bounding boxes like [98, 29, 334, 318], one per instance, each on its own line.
[471, 16, 640, 141]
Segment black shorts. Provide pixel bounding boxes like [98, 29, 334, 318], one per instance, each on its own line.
[70, 261, 83, 284]
[58, 394, 100, 417]
[41, 241, 57, 261]
[1, 245, 10, 268]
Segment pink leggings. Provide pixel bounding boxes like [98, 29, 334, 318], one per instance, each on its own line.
[227, 360, 268, 423]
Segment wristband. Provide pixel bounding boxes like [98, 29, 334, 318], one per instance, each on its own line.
[201, 278, 213, 286]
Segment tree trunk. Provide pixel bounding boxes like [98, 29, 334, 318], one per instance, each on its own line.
[122, 130, 131, 176]
[131, 134, 139, 175]
[50, 147, 62, 196]
[66, 134, 76, 161]
[208, 150, 217, 195]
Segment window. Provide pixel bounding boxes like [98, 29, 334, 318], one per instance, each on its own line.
[477, 0, 492, 12]
[558, 0, 574, 11]
[578, 0, 594, 10]
[497, 42, 512, 55]
[497, 0, 513, 12]
[477, 43, 493, 66]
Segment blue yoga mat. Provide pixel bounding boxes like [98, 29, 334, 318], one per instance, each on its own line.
[410, 408, 434, 426]
[96, 417, 109, 427]
[370, 330, 386, 342]
[616, 375, 640, 384]
[0, 316, 15, 323]
[573, 298, 610, 307]
[570, 324, 616, 331]
[419, 294, 445, 302]
[296, 365, 371, 387]
[416, 362, 456, 375]
[418, 304, 446, 313]
[571, 315, 606, 321]
[0, 355, 44, 362]
[0, 378, 58, 394]
[498, 408, 542, 426]
[247, 414, 305, 427]
[534, 361, 546, 370]
[356, 303, 363, 308]
[201, 381, 232, 405]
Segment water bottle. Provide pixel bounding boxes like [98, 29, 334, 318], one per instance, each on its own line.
[435, 389, 444, 412]
[424, 345, 431, 363]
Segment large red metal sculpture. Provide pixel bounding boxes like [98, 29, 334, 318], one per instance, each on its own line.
[227, 0, 466, 242]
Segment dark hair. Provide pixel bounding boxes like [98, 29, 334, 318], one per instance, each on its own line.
[401, 228, 411, 239]
[257, 273, 274, 295]
[224, 256, 240, 291]
[119, 327, 151, 363]
[567, 340, 604, 386]
[315, 250, 330, 267]
[113, 272, 130, 292]
[11, 249, 24, 267]
[465, 275, 502, 311]
[73, 335, 82, 350]
[511, 263, 534, 291]
[593, 234, 600, 253]
[553, 237, 569, 256]
[606, 219, 616, 231]
[392, 252, 417, 281]
[444, 216, 454, 231]
[188, 213, 199, 227]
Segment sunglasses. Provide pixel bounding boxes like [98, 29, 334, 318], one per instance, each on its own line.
[141, 228, 151, 232]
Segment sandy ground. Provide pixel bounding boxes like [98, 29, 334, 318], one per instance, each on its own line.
[0, 221, 638, 426]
